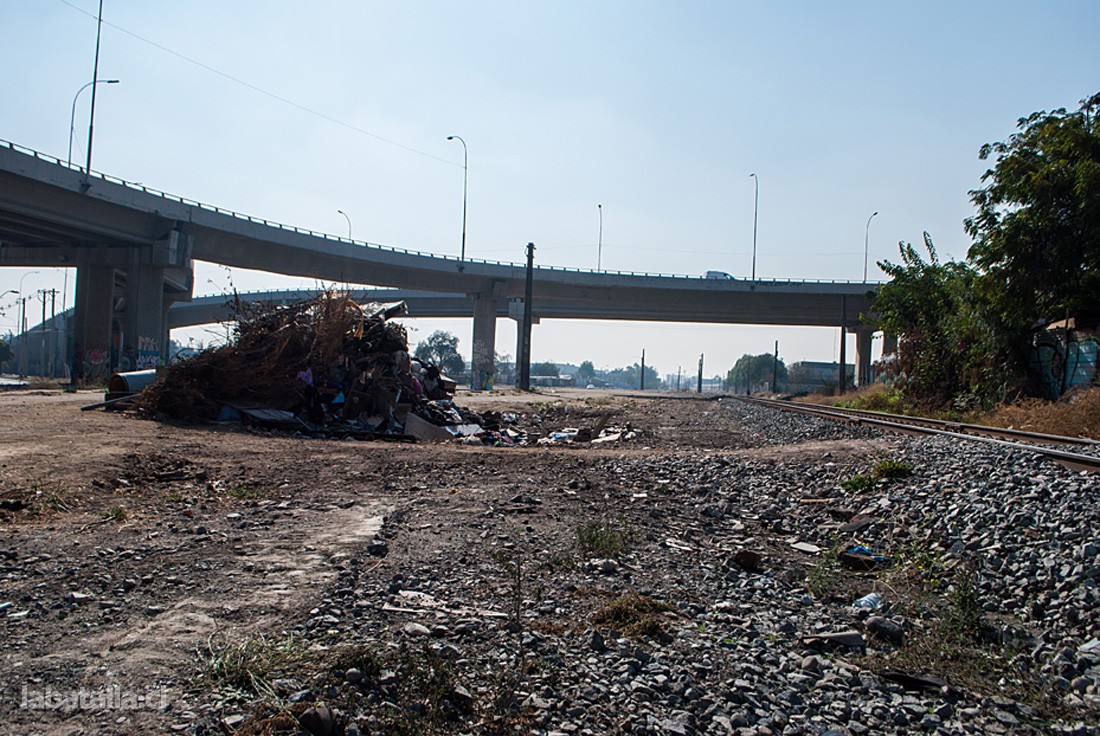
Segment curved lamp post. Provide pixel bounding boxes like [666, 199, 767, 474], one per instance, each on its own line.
[863, 211, 878, 282]
[16, 271, 40, 377]
[68, 79, 119, 167]
[749, 173, 759, 281]
[337, 209, 352, 240]
[446, 135, 468, 268]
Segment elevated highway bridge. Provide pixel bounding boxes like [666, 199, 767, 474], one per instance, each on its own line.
[0, 139, 879, 385]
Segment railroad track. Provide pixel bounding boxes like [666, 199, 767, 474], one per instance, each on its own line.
[733, 395, 1100, 473]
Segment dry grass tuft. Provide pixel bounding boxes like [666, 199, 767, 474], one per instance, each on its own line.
[973, 386, 1100, 440]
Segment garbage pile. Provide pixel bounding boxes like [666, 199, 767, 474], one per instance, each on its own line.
[120, 292, 640, 447]
[132, 293, 470, 440]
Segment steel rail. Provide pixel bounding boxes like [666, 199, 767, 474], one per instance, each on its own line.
[732, 396, 1100, 473]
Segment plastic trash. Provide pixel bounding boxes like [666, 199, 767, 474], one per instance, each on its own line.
[852, 592, 883, 610]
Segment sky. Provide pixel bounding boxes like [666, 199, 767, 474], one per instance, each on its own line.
[1, 0, 1098, 379]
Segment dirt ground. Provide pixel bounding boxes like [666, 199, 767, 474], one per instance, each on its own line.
[0, 387, 888, 735]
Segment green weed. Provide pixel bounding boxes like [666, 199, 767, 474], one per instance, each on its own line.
[576, 519, 630, 558]
[872, 458, 913, 479]
[228, 483, 263, 500]
[101, 506, 128, 522]
[841, 473, 876, 492]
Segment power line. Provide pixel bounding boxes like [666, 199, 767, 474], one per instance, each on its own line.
[58, 0, 459, 167]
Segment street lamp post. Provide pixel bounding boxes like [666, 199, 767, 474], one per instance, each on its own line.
[597, 203, 603, 271]
[68, 79, 119, 167]
[82, 0, 107, 187]
[863, 211, 878, 282]
[446, 135, 468, 269]
[16, 270, 39, 377]
[749, 173, 759, 281]
[337, 209, 352, 240]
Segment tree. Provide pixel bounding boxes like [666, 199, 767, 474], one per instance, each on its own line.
[0, 337, 11, 369]
[604, 362, 662, 389]
[872, 234, 1008, 406]
[576, 360, 597, 384]
[413, 331, 465, 374]
[530, 361, 560, 377]
[726, 353, 787, 393]
[965, 92, 1100, 326]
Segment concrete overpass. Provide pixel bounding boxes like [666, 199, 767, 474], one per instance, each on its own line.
[0, 139, 879, 385]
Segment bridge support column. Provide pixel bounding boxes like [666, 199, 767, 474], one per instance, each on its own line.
[122, 257, 171, 371]
[469, 293, 497, 391]
[855, 327, 874, 387]
[882, 333, 898, 356]
[72, 260, 115, 385]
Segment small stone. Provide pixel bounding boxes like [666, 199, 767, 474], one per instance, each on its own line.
[449, 684, 474, 713]
[367, 539, 389, 557]
[866, 616, 904, 645]
[298, 704, 335, 736]
[403, 622, 431, 637]
[288, 689, 316, 704]
[345, 667, 363, 684]
[733, 549, 762, 572]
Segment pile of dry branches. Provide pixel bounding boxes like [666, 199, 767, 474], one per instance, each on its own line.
[137, 292, 409, 422]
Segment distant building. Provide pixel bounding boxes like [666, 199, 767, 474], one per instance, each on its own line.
[787, 361, 854, 392]
[530, 374, 576, 388]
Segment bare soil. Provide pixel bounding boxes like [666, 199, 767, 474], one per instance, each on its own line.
[0, 387, 886, 735]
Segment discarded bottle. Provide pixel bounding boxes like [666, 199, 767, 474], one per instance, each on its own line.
[852, 592, 883, 610]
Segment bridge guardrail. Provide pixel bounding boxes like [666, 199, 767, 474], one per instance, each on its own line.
[1, 139, 882, 286]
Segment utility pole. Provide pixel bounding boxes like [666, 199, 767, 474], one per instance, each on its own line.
[518, 242, 535, 390]
[39, 290, 48, 377]
[49, 289, 57, 377]
[697, 353, 704, 394]
[677, 366, 682, 391]
[640, 349, 645, 391]
[18, 295, 28, 377]
[838, 327, 848, 395]
[772, 339, 779, 394]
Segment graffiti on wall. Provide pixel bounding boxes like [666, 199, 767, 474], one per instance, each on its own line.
[81, 346, 109, 385]
[136, 336, 161, 370]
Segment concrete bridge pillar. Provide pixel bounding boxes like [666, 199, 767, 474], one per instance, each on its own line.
[855, 327, 874, 387]
[882, 333, 898, 355]
[123, 254, 170, 371]
[72, 259, 116, 384]
[469, 293, 498, 390]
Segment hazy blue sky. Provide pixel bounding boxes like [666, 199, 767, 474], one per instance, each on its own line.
[2, 1, 1098, 378]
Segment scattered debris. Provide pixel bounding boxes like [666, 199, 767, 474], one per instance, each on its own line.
[803, 630, 867, 649]
[839, 544, 892, 571]
[81, 293, 636, 447]
[852, 592, 884, 610]
[879, 669, 952, 694]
